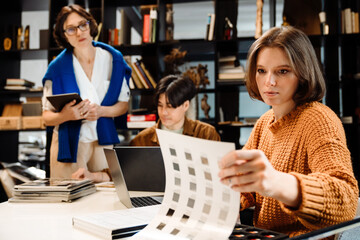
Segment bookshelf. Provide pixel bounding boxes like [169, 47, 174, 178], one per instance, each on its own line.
[0, 0, 49, 204]
[0, 0, 359, 190]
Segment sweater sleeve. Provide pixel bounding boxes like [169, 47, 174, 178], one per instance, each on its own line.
[241, 192, 256, 210]
[279, 112, 359, 229]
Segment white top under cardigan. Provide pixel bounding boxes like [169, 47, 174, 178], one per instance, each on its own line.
[42, 47, 130, 142]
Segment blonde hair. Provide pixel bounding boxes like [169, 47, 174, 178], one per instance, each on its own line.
[246, 26, 326, 105]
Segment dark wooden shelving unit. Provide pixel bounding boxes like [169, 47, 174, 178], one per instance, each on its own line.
[1, 0, 359, 193]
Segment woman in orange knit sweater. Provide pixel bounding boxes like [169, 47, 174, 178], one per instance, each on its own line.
[218, 26, 359, 238]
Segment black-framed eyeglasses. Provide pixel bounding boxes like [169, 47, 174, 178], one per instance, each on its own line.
[63, 21, 90, 36]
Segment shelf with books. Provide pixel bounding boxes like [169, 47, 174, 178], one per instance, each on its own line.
[2, 0, 359, 187]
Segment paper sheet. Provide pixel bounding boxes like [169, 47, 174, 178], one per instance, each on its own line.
[131, 129, 240, 240]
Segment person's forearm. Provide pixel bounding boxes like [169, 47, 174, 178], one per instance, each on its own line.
[272, 172, 301, 208]
[92, 171, 111, 182]
[99, 101, 128, 118]
[42, 110, 70, 126]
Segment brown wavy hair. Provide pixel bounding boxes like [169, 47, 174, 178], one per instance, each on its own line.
[53, 4, 98, 50]
[246, 26, 326, 105]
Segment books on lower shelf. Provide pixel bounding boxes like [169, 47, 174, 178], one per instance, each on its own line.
[124, 55, 156, 90]
[6, 78, 35, 87]
[72, 205, 160, 240]
[129, 59, 156, 90]
[4, 78, 35, 90]
[218, 56, 245, 82]
[127, 113, 156, 129]
[9, 178, 96, 203]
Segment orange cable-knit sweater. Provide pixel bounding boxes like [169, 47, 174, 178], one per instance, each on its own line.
[242, 101, 359, 238]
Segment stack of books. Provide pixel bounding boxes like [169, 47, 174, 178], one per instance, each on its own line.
[218, 56, 245, 83]
[142, 7, 157, 43]
[340, 1, 360, 34]
[9, 178, 96, 203]
[4, 78, 35, 90]
[127, 113, 156, 129]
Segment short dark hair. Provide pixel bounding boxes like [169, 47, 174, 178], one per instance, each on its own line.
[246, 26, 326, 105]
[155, 75, 196, 108]
[53, 4, 98, 50]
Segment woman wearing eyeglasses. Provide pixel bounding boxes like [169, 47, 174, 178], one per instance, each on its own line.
[41, 4, 131, 182]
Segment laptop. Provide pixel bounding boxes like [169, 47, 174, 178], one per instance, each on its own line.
[104, 147, 163, 208]
[289, 217, 360, 240]
[113, 146, 165, 192]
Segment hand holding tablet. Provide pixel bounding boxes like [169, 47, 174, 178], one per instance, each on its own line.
[46, 93, 82, 112]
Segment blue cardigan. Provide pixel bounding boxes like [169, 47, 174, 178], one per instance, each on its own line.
[42, 41, 131, 163]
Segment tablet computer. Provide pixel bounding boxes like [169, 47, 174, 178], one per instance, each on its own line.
[46, 93, 82, 112]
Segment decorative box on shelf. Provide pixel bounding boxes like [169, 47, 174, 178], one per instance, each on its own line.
[22, 116, 45, 130]
[0, 117, 22, 130]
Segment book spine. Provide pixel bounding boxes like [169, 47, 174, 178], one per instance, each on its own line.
[139, 62, 156, 88]
[150, 9, 157, 43]
[142, 14, 150, 43]
[127, 114, 156, 122]
[355, 12, 359, 33]
[205, 14, 211, 40]
[6, 78, 35, 87]
[129, 78, 135, 89]
[148, 13, 153, 43]
[129, 64, 144, 89]
[344, 8, 353, 33]
[114, 28, 119, 46]
[108, 29, 112, 45]
[135, 61, 153, 89]
[131, 62, 149, 89]
[208, 13, 215, 41]
[127, 121, 156, 129]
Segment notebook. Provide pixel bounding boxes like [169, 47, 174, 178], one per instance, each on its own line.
[103, 148, 163, 208]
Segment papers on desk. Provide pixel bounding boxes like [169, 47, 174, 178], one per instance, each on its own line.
[130, 129, 240, 240]
[72, 130, 240, 240]
[73, 205, 160, 240]
[95, 181, 116, 192]
[9, 178, 96, 203]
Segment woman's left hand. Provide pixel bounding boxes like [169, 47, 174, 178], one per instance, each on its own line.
[83, 103, 103, 121]
[72, 168, 93, 180]
[218, 149, 301, 208]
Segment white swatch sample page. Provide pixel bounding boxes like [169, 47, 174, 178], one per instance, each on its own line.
[131, 129, 240, 240]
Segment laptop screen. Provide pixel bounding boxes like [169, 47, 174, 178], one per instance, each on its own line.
[113, 146, 165, 192]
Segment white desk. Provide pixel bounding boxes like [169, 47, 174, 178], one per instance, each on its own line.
[0, 190, 161, 240]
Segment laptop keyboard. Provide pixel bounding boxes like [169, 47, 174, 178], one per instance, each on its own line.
[131, 196, 161, 208]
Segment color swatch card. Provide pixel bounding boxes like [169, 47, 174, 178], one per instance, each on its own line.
[131, 129, 240, 240]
